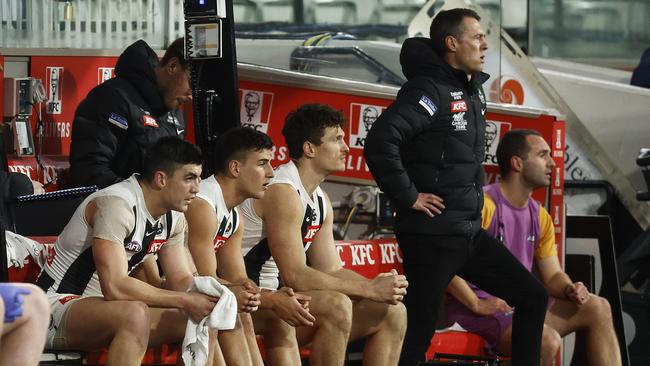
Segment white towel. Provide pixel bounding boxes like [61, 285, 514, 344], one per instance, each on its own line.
[4, 231, 50, 269]
[182, 276, 237, 366]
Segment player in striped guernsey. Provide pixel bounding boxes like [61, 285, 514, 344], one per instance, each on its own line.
[185, 127, 313, 366]
[37, 137, 217, 366]
[240, 104, 408, 366]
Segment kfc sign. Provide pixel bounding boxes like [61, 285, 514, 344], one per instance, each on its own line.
[483, 120, 512, 166]
[348, 103, 385, 149]
[239, 89, 274, 132]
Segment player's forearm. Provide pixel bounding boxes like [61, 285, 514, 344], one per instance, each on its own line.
[544, 271, 573, 299]
[189, 243, 218, 279]
[103, 275, 189, 309]
[283, 266, 369, 298]
[447, 276, 479, 312]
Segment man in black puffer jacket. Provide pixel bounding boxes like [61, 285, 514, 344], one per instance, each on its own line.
[69, 38, 190, 188]
[365, 8, 547, 366]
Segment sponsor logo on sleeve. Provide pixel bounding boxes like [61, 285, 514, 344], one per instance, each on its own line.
[418, 95, 437, 116]
[108, 112, 129, 130]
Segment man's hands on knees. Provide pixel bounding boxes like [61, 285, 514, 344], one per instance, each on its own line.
[267, 287, 315, 327]
[182, 292, 220, 323]
[471, 297, 512, 316]
[370, 269, 408, 305]
[564, 282, 590, 305]
[229, 280, 262, 313]
[411, 193, 445, 218]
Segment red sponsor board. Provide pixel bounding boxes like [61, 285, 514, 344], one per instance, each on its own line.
[238, 80, 392, 181]
[30, 56, 119, 156]
[335, 239, 403, 279]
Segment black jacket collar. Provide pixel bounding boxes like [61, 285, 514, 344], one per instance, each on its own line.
[400, 37, 489, 92]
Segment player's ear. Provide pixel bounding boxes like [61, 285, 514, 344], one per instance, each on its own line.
[303, 141, 316, 158]
[153, 170, 167, 189]
[228, 159, 241, 177]
[511, 155, 524, 173]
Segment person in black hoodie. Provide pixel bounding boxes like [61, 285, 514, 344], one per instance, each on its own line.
[364, 8, 548, 366]
[69, 38, 190, 189]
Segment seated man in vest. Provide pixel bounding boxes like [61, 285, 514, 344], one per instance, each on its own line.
[0, 283, 49, 366]
[446, 129, 621, 366]
[37, 137, 219, 366]
[184, 126, 313, 366]
[239, 104, 408, 366]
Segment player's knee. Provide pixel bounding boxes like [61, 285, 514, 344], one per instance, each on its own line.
[119, 301, 151, 338]
[586, 296, 613, 322]
[541, 327, 561, 355]
[320, 292, 353, 331]
[384, 302, 407, 334]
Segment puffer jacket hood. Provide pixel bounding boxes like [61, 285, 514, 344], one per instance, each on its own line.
[400, 37, 489, 89]
[400, 37, 446, 80]
[115, 40, 165, 114]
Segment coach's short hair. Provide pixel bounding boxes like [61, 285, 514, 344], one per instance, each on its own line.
[429, 8, 481, 57]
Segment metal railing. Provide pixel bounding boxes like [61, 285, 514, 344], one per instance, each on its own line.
[0, 0, 184, 49]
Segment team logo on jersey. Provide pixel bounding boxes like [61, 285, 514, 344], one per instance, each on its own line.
[97, 67, 114, 84]
[478, 89, 486, 104]
[451, 112, 468, 131]
[125, 240, 142, 252]
[451, 100, 467, 112]
[239, 89, 274, 133]
[348, 103, 386, 149]
[484, 120, 512, 166]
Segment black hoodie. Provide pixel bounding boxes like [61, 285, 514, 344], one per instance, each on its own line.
[69, 40, 185, 189]
[364, 37, 489, 236]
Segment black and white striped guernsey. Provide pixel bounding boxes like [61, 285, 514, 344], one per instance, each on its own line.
[239, 161, 326, 289]
[37, 175, 186, 297]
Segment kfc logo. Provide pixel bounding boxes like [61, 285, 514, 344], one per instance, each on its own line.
[239, 89, 274, 133]
[147, 239, 166, 253]
[213, 236, 228, 252]
[303, 225, 321, 251]
[483, 120, 512, 166]
[451, 100, 467, 112]
[46, 66, 64, 115]
[98, 67, 114, 84]
[349, 103, 386, 149]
